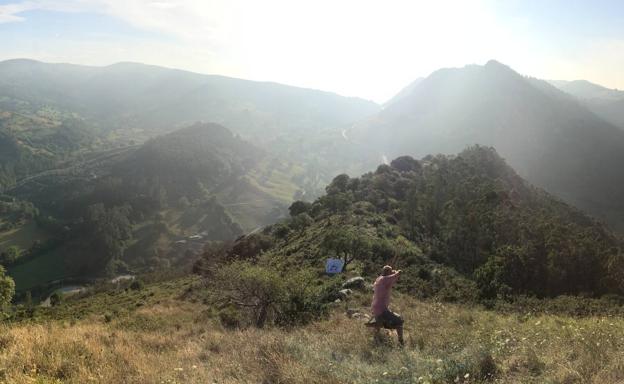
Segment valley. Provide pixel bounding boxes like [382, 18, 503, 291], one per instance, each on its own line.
[3, 59, 624, 300]
[0, 60, 380, 295]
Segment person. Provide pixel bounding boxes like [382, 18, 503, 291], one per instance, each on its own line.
[369, 265, 404, 345]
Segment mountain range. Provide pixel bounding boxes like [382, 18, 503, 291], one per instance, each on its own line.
[2, 57, 624, 295]
[350, 60, 624, 231]
[0, 59, 379, 194]
[549, 79, 624, 129]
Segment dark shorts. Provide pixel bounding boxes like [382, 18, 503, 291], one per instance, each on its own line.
[375, 309, 404, 329]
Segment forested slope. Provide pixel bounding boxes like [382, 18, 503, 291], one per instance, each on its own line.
[223, 146, 624, 300]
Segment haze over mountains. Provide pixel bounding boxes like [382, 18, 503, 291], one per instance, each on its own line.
[0, 59, 379, 139]
[549, 79, 624, 129]
[2, 57, 624, 294]
[0, 59, 380, 291]
[350, 60, 624, 231]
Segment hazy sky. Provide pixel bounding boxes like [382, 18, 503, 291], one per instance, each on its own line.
[1, 0, 623, 102]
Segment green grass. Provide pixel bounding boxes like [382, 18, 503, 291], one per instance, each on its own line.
[247, 160, 304, 203]
[5, 278, 624, 383]
[8, 249, 69, 291]
[0, 220, 50, 251]
[37, 276, 199, 321]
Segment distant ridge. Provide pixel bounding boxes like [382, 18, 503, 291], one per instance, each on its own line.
[549, 79, 624, 129]
[352, 60, 624, 231]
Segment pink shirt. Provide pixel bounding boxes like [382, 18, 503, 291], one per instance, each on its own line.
[371, 272, 400, 316]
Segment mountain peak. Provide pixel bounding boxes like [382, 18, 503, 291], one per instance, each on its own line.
[485, 59, 505, 67]
[483, 59, 518, 76]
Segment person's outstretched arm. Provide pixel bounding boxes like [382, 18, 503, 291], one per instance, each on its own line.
[385, 270, 401, 286]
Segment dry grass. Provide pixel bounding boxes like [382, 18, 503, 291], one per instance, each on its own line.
[3, 290, 624, 383]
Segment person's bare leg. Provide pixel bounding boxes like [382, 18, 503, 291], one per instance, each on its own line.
[397, 326, 404, 345]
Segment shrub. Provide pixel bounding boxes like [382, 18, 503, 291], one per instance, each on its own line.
[50, 292, 63, 307]
[212, 262, 333, 328]
[0, 266, 15, 309]
[130, 279, 144, 291]
[288, 201, 311, 217]
[289, 213, 313, 233]
[272, 223, 291, 239]
[218, 306, 242, 329]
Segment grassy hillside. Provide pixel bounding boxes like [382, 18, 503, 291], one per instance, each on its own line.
[3, 276, 624, 383]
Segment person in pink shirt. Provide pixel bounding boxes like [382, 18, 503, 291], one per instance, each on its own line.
[370, 265, 404, 345]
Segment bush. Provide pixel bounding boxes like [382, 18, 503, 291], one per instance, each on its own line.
[0, 266, 15, 309]
[288, 201, 311, 217]
[50, 292, 63, 307]
[289, 213, 313, 233]
[272, 223, 291, 239]
[212, 262, 333, 328]
[218, 306, 242, 329]
[130, 279, 144, 291]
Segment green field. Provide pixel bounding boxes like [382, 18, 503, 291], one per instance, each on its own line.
[7, 249, 69, 291]
[248, 159, 304, 203]
[0, 220, 50, 251]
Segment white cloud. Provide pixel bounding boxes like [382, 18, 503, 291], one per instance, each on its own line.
[0, 1, 35, 23]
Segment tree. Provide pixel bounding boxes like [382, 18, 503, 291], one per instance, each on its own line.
[326, 174, 350, 194]
[215, 262, 286, 328]
[288, 201, 311, 217]
[49, 292, 62, 307]
[290, 213, 313, 233]
[0, 246, 20, 266]
[0, 265, 15, 309]
[390, 156, 421, 173]
[321, 192, 353, 214]
[321, 229, 371, 271]
[213, 262, 330, 328]
[74, 203, 133, 273]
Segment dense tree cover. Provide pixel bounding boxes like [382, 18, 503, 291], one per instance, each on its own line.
[205, 146, 624, 301]
[73, 203, 133, 274]
[0, 196, 38, 231]
[114, 123, 262, 205]
[1, 124, 259, 286]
